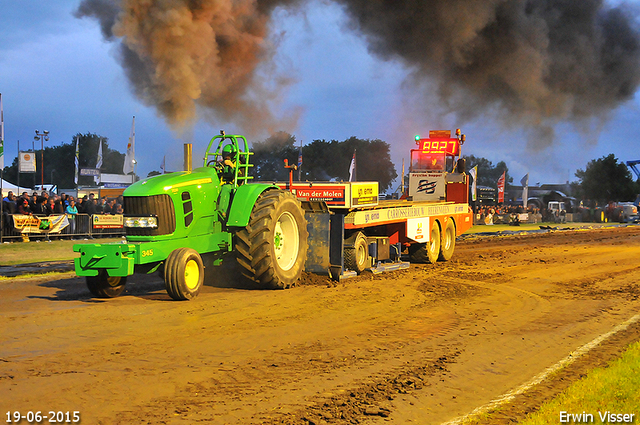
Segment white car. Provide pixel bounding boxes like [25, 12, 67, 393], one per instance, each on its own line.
[617, 202, 639, 223]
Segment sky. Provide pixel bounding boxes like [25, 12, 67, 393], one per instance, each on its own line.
[1, 0, 639, 191]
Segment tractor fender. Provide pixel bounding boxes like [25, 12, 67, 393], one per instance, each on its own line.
[226, 183, 279, 227]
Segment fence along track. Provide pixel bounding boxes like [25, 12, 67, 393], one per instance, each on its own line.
[0, 213, 125, 242]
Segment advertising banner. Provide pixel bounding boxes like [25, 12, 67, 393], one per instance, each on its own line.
[19, 152, 36, 173]
[80, 168, 100, 176]
[12, 214, 69, 234]
[408, 172, 445, 201]
[295, 185, 345, 205]
[92, 214, 124, 229]
[351, 182, 378, 206]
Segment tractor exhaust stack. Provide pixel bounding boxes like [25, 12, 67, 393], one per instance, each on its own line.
[184, 143, 193, 172]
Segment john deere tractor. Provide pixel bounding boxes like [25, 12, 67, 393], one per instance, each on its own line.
[74, 133, 308, 300]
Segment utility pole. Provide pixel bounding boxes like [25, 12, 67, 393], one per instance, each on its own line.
[35, 130, 49, 190]
[298, 139, 302, 181]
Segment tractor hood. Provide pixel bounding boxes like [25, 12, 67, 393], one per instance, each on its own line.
[123, 167, 219, 197]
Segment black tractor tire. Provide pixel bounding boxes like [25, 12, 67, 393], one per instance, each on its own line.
[613, 208, 623, 223]
[344, 231, 369, 273]
[236, 190, 308, 289]
[164, 247, 205, 301]
[409, 222, 441, 264]
[86, 270, 127, 298]
[438, 219, 456, 262]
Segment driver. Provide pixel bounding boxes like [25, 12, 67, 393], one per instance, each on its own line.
[220, 144, 238, 184]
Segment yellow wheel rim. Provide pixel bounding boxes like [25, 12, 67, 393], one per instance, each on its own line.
[106, 275, 121, 288]
[184, 259, 200, 290]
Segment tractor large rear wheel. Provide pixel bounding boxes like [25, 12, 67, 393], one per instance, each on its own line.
[236, 190, 308, 289]
[86, 270, 127, 298]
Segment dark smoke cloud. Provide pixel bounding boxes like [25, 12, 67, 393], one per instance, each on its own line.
[334, 0, 640, 147]
[75, 0, 304, 135]
[77, 0, 640, 146]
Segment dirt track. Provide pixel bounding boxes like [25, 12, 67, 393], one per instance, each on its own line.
[2, 226, 640, 424]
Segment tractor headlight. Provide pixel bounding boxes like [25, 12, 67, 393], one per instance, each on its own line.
[124, 216, 158, 228]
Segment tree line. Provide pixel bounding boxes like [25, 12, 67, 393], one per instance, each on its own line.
[3, 131, 637, 204]
[249, 132, 398, 191]
[465, 152, 639, 204]
[2, 133, 125, 190]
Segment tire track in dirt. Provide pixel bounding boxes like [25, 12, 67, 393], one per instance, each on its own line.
[106, 276, 476, 424]
[245, 273, 554, 425]
[457, 319, 640, 425]
[2, 226, 640, 425]
[111, 227, 640, 424]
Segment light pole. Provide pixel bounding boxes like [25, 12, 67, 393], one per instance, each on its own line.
[132, 159, 137, 182]
[35, 130, 49, 190]
[50, 169, 56, 190]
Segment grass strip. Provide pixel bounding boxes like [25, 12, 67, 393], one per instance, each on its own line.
[0, 238, 123, 265]
[519, 340, 640, 424]
[0, 271, 75, 281]
[464, 221, 621, 234]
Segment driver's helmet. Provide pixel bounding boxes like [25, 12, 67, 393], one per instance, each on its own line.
[222, 144, 237, 159]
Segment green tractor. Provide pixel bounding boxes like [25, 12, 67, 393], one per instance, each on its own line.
[74, 133, 309, 300]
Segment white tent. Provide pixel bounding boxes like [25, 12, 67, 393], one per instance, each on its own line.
[1, 178, 33, 197]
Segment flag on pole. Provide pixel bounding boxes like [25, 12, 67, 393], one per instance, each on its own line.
[348, 149, 356, 182]
[74, 136, 80, 185]
[160, 155, 165, 174]
[94, 139, 103, 185]
[497, 171, 506, 203]
[520, 173, 529, 209]
[469, 166, 478, 202]
[123, 116, 136, 174]
[0, 93, 4, 169]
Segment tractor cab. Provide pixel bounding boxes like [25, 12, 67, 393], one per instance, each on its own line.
[204, 131, 253, 187]
[408, 130, 467, 203]
[203, 131, 255, 220]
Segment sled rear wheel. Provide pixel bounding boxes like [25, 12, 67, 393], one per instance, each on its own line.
[409, 222, 440, 264]
[438, 219, 456, 262]
[344, 231, 369, 273]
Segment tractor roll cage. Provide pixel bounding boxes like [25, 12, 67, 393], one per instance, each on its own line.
[204, 133, 254, 186]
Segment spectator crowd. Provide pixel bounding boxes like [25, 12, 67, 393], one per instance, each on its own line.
[473, 204, 545, 225]
[2, 191, 124, 232]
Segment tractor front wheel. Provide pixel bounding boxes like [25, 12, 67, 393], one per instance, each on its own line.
[164, 248, 205, 301]
[86, 270, 127, 298]
[236, 190, 308, 289]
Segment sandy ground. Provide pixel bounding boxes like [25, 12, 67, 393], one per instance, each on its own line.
[1, 226, 640, 424]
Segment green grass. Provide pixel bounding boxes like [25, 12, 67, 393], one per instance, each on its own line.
[519, 341, 640, 424]
[0, 271, 74, 280]
[464, 221, 618, 234]
[0, 238, 123, 265]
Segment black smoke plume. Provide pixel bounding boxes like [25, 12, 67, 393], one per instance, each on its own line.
[75, 0, 304, 135]
[334, 0, 640, 146]
[77, 0, 640, 145]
